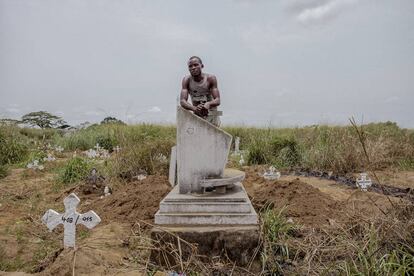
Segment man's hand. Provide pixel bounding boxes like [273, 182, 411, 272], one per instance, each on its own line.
[203, 102, 211, 110]
[195, 104, 208, 117]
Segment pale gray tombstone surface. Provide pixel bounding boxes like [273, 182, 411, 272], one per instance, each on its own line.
[176, 106, 232, 194]
[42, 193, 101, 248]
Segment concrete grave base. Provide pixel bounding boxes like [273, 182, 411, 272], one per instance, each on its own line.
[150, 225, 260, 266]
[154, 182, 258, 225]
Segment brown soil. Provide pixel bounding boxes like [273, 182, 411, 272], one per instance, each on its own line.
[243, 166, 400, 226]
[369, 170, 414, 189]
[0, 163, 411, 275]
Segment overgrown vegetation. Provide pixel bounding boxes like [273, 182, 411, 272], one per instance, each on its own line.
[58, 157, 93, 184]
[225, 121, 414, 173]
[260, 206, 299, 274]
[0, 125, 29, 178]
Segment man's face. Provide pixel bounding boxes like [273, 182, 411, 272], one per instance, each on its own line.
[188, 59, 202, 77]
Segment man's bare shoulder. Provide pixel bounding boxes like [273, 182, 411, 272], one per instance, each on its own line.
[205, 73, 217, 82]
[182, 75, 191, 86]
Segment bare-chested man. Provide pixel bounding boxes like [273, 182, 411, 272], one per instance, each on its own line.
[180, 56, 221, 127]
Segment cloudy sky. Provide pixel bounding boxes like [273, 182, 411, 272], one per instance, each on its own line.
[1, 0, 413, 127]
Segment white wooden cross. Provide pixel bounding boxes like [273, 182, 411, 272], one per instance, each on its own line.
[41, 193, 101, 248]
[356, 173, 372, 192]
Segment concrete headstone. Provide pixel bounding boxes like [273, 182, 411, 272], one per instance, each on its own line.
[176, 106, 232, 194]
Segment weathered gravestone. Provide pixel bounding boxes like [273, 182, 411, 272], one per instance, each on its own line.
[153, 106, 258, 265]
[42, 193, 101, 248]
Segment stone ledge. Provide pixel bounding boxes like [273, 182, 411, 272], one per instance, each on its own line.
[159, 201, 252, 213]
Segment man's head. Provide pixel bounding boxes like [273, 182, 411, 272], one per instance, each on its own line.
[188, 56, 203, 77]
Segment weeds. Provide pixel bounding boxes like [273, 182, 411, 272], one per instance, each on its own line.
[260, 206, 298, 275]
[0, 125, 29, 165]
[58, 157, 93, 184]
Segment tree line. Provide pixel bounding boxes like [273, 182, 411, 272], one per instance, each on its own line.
[0, 111, 125, 129]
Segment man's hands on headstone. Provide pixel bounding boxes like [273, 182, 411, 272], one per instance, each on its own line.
[195, 103, 209, 117]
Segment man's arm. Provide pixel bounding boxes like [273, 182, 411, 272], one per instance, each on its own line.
[203, 75, 221, 110]
[180, 77, 196, 112]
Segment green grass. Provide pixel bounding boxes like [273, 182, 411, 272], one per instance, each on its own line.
[225, 122, 414, 173]
[58, 156, 93, 184]
[0, 125, 29, 166]
[339, 228, 414, 275]
[260, 206, 298, 275]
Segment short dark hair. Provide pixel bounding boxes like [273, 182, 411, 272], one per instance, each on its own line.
[188, 56, 203, 64]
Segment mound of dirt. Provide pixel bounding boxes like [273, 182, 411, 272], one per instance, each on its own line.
[92, 175, 171, 226]
[244, 169, 345, 226]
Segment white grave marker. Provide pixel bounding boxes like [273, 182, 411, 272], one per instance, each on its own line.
[263, 166, 281, 180]
[356, 173, 372, 192]
[235, 137, 240, 153]
[41, 193, 101, 248]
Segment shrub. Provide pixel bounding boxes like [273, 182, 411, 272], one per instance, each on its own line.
[112, 139, 174, 178]
[58, 157, 92, 184]
[19, 128, 61, 141]
[0, 126, 28, 165]
[96, 135, 117, 152]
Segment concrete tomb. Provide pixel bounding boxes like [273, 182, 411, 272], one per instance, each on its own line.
[153, 106, 258, 264]
[42, 193, 101, 248]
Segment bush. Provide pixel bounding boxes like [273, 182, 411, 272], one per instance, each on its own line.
[0, 126, 28, 165]
[112, 139, 174, 178]
[96, 135, 117, 152]
[246, 135, 302, 168]
[19, 128, 61, 141]
[58, 157, 92, 184]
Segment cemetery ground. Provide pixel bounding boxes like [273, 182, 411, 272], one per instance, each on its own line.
[0, 122, 413, 275]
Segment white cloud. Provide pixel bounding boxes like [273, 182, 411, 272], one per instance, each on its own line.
[148, 106, 161, 113]
[295, 0, 358, 24]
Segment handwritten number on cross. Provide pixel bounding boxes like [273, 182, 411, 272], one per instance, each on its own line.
[42, 193, 101, 248]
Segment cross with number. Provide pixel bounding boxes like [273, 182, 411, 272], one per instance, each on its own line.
[356, 173, 372, 191]
[41, 193, 101, 248]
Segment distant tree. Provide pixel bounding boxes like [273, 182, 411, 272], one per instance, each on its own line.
[100, 116, 125, 125]
[0, 118, 20, 126]
[21, 111, 66, 129]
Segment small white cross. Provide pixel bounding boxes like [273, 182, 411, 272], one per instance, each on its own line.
[356, 173, 372, 192]
[41, 193, 101, 248]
